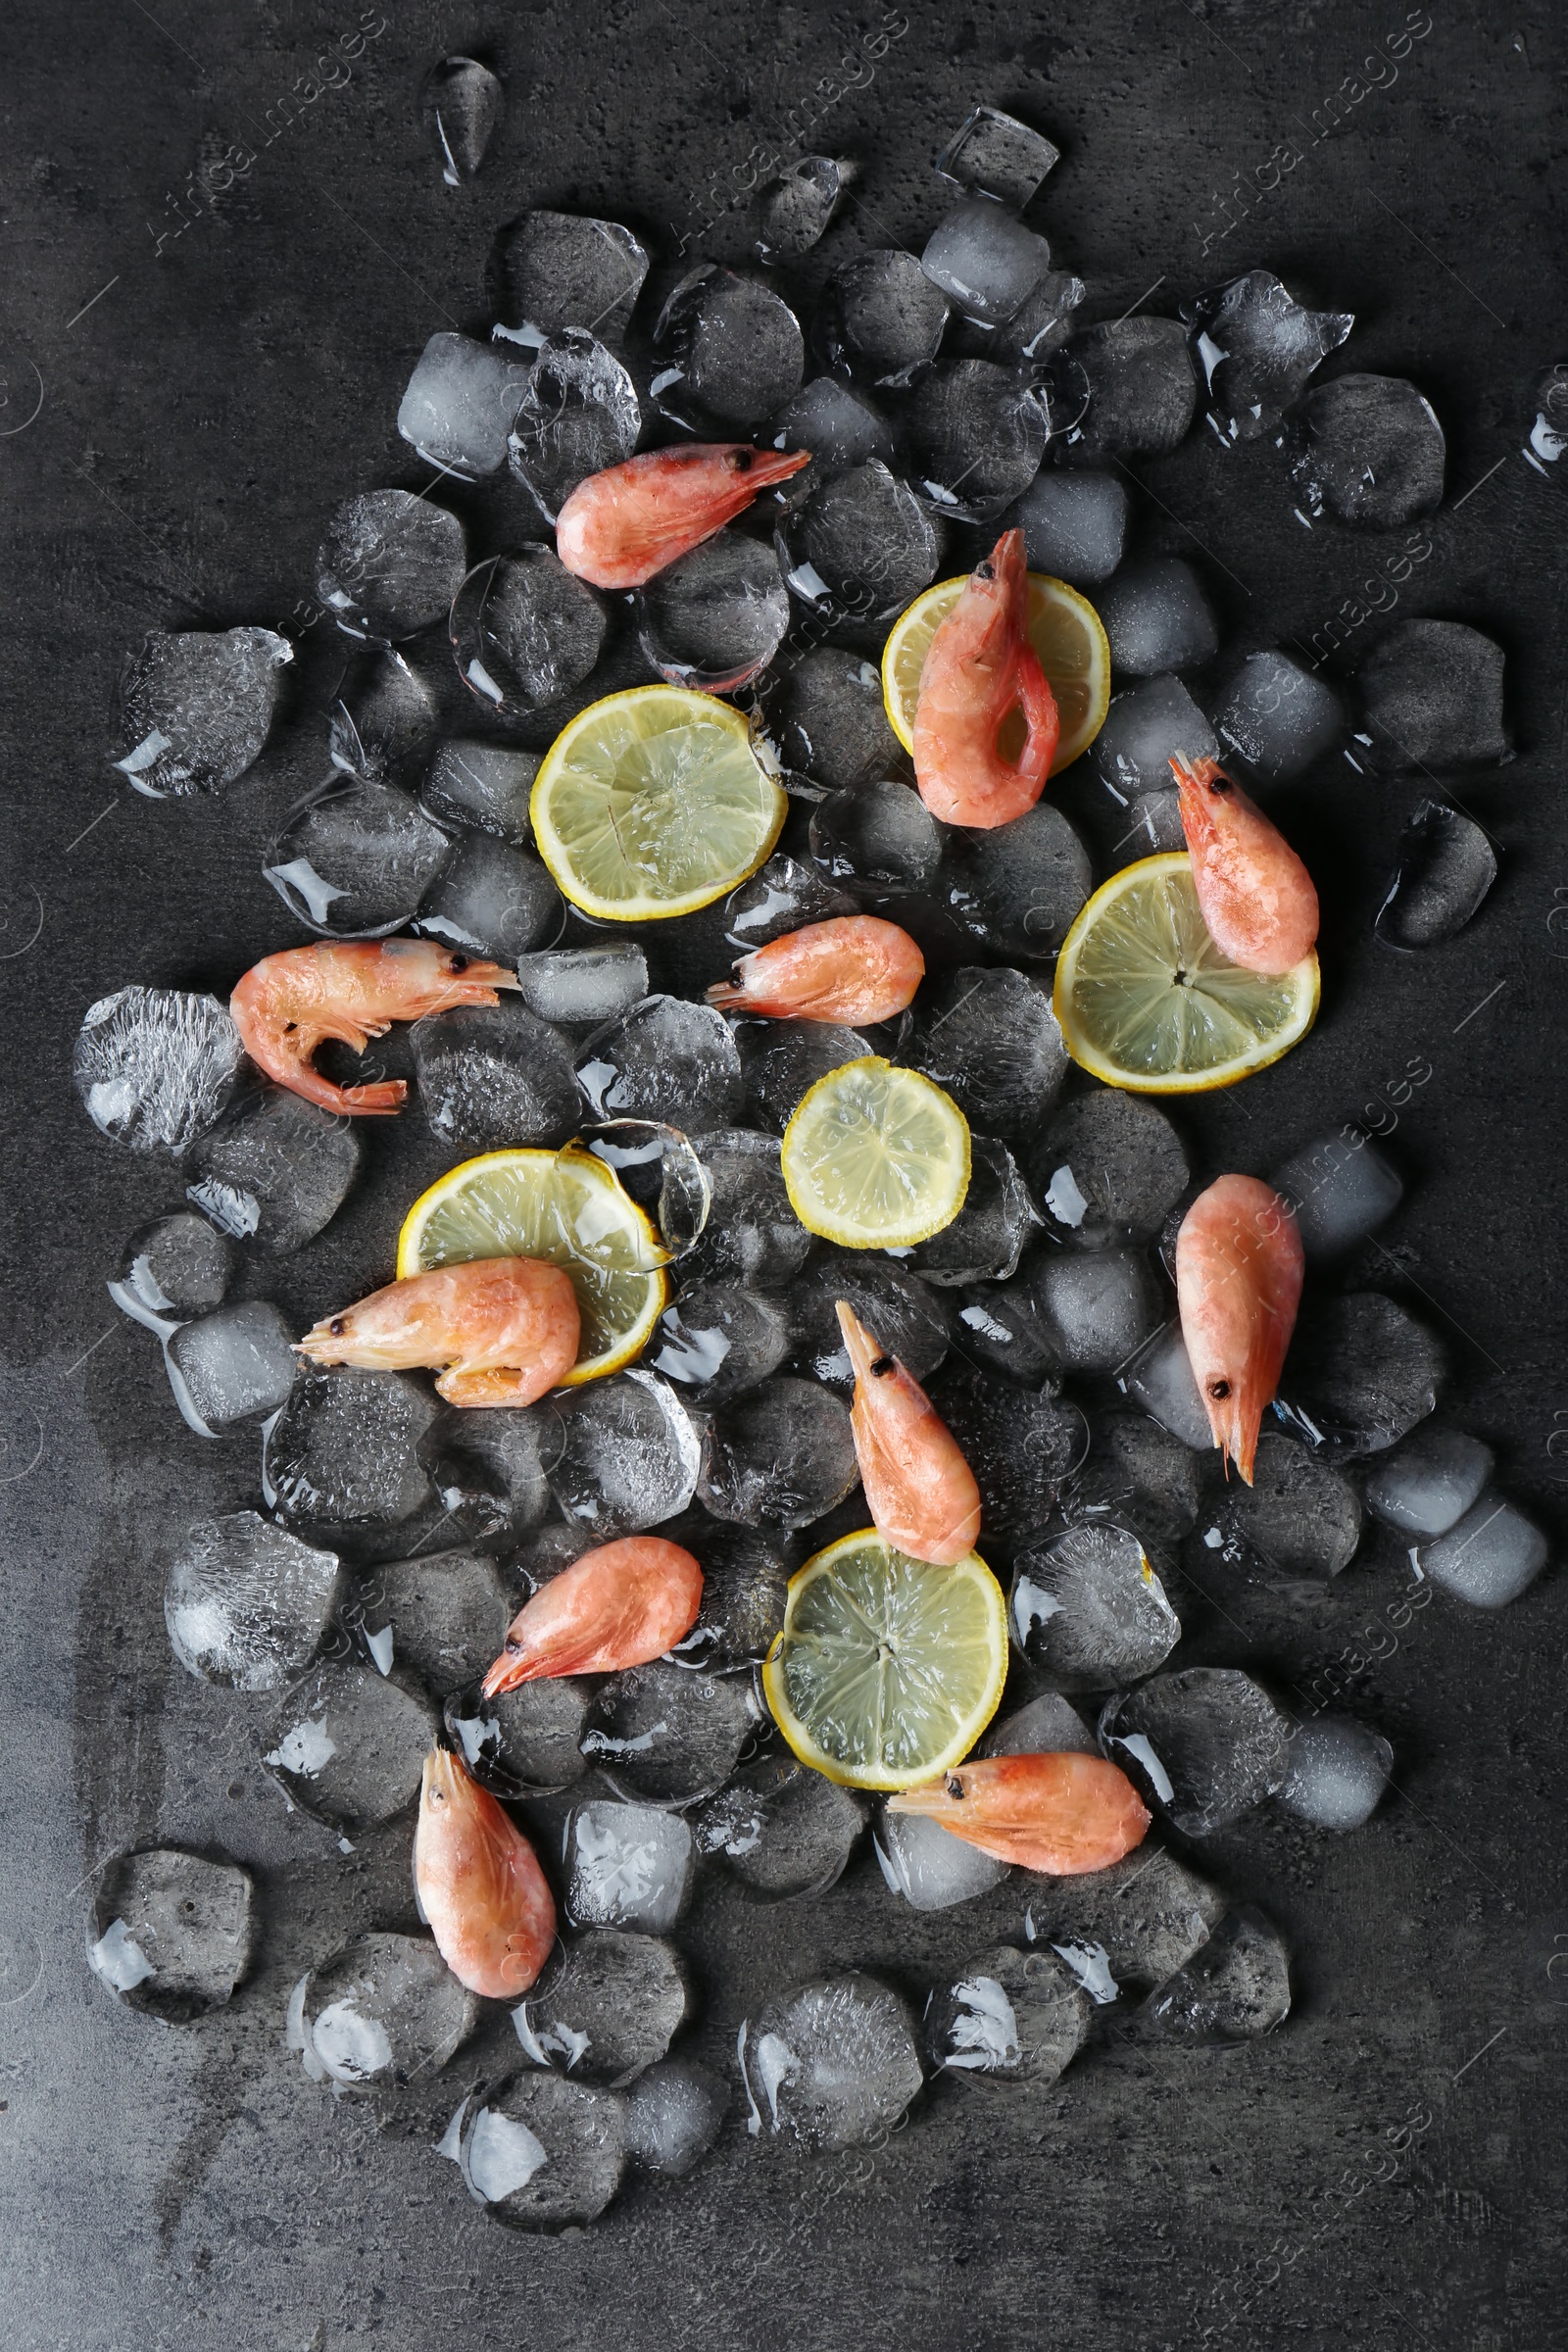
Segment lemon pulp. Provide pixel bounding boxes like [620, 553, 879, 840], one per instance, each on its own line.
[780, 1056, 970, 1249]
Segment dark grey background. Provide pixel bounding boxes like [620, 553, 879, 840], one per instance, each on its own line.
[3, 3, 1566, 2346]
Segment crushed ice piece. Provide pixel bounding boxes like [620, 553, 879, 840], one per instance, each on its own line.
[925, 1946, 1089, 2084]
[398, 331, 530, 476]
[1356, 617, 1510, 772]
[508, 329, 641, 521]
[112, 627, 291, 797]
[265, 1366, 438, 1533]
[934, 104, 1059, 209]
[1271, 1127, 1402, 1262]
[1274, 1292, 1443, 1459]
[981, 1691, 1099, 1759]
[1287, 373, 1445, 527]
[652, 265, 805, 432]
[1211, 649, 1346, 784]
[623, 2059, 727, 2176]
[576, 995, 742, 1130]
[1030, 1088, 1190, 1250]
[1375, 798, 1498, 949]
[921, 198, 1052, 328]
[300, 1932, 476, 2102]
[581, 1662, 758, 1806]
[1009, 1522, 1180, 1690]
[813, 251, 950, 387]
[1142, 1906, 1290, 2043]
[905, 356, 1052, 520]
[1091, 674, 1217, 803]
[1183, 270, 1351, 442]
[696, 1757, 864, 1899]
[931, 1364, 1086, 1539]
[1363, 1426, 1493, 1538]
[461, 2076, 625, 2229]
[265, 773, 452, 938]
[516, 1931, 688, 2085]
[1051, 1941, 1121, 2006]
[757, 155, 853, 264]
[165, 1302, 297, 1434]
[940, 799, 1093, 958]
[1004, 467, 1129, 589]
[740, 1975, 922, 2147]
[88, 1848, 253, 2018]
[1061, 318, 1200, 464]
[512, 943, 648, 1029]
[697, 1373, 858, 1530]
[1102, 1669, 1288, 1835]
[548, 1369, 701, 1536]
[449, 549, 607, 717]
[89, 1916, 155, 1993]
[349, 1547, 510, 1695]
[420, 740, 538, 844]
[414, 831, 564, 963]
[777, 459, 942, 629]
[1278, 1715, 1393, 1830]
[489, 211, 649, 349]
[316, 490, 466, 643]
[74, 987, 245, 1155]
[906, 965, 1067, 1139]
[110, 1212, 232, 1332]
[638, 529, 790, 692]
[410, 1000, 579, 1149]
[1208, 1431, 1362, 1580]
[909, 1133, 1040, 1286]
[1096, 556, 1219, 676]
[445, 1675, 592, 1799]
[651, 1280, 790, 1406]
[419, 54, 503, 184]
[1416, 1493, 1548, 1608]
[739, 1016, 870, 1133]
[185, 1086, 361, 1253]
[564, 1799, 695, 1933]
[263, 1660, 438, 1828]
[1117, 1321, 1211, 1450]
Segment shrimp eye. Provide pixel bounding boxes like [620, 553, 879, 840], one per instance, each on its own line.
[729, 448, 754, 472]
[975, 561, 995, 581]
[944, 1773, 965, 1799]
[869, 1354, 894, 1377]
[1208, 778, 1231, 796]
[1208, 1378, 1231, 1399]
[329, 1317, 346, 1337]
[448, 954, 469, 973]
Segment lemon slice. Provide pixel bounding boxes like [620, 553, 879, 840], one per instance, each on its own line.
[1054, 853, 1320, 1094]
[530, 684, 787, 921]
[396, 1147, 666, 1384]
[762, 1530, 1008, 1791]
[880, 571, 1110, 771]
[780, 1056, 970, 1249]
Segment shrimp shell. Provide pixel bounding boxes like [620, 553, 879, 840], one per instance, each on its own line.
[836, 1300, 981, 1564]
[556, 444, 811, 590]
[706, 916, 925, 1026]
[912, 527, 1058, 830]
[482, 1537, 705, 1695]
[887, 1752, 1151, 1876]
[1174, 754, 1319, 976]
[1175, 1173, 1304, 1483]
[415, 1747, 556, 1999]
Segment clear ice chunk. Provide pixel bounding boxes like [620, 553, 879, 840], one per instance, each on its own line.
[415, 831, 564, 962]
[1062, 318, 1200, 464]
[1375, 799, 1498, 948]
[739, 1017, 868, 1132]
[1117, 1321, 1212, 1450]
[1211, 650, 1346, 783]
[349, 1546, 511, 1694]
[757, 155, 853, 264]
[1020, 1844, 1225, 1985]
[1116, 789, 1186, 858]
[581, 1660, 758, 1805]
[1356, 618, 1510, 772]
[650, 1279, 792, 1405]
[966, 270, 1088, 368]
[1524, 363, 1568, 471]
[1028, 1247, 1163, 1376]
[1029, 1088, 1191, 1249]
[298, 1932, 476, 2099]
[1069, 1409, 1203, 1553]
[112, 627, 291, 797]
[1275, 1292, 1443, 1459]
[1009, 1522, 1181, 1690]
[1277, 1715, 1393, 1830]
[778, 460, 942, 628]
[564, 1799, 695, 1933]
[166, 1301, 297, 1433]
[1004, 468, 1130, 588]
[875, 1809, 1009, 1909]
[1142, 1906, 1290, 2043]
[110, 1211, 232, 1330]
[266, 1366, 438, 1533]
[696, 1757, 865, 1899]
[165, 1510, 339, 1691]
[932, 1365, 1086, 1540]
[515, 1931, 688, 2085]
[757, 654, 902, 799]
[904, 358, 1052, 519]
[724, 850, 860, 950]
[681, 1130, 810, 1287]
[814, 252, 950, 387]
[1097, 557, 1219, 676]
[548, 1370, 700, 1535]
[924, 1946, 1089, 2085]
[637, 530, 790, 692]
[411, 1001, 580, 1149]
[445, 1674, 591, 1798]
[909, 1134, 1040, 1286]
[1270, 1127, 1402, 1261]
[1091, 674, 1217, 803]
[489, 211, 649, 349]
[1184, 270, 1351, 442]
[507, 329, 641, 522]
[264, 773, 452, 938]
[652, 266, 805, 431]
[921, 199, 1053, 331]
[316, 490, 466, 644]
[787, 1255, 950, 1390]
[1363, 1425, 1493, 1538]
[1417, 1493, 1548, 1608]
[331, 649, 441, 785]
[513, 943, 648, 1029]
[185, 1086, 361, 1252]
[956, 1274, 1053, 1386]
[1203, 1431, 1362, 1580]
[576, 995, 742, 1129]
[263, 1659, 439, 1828]
[397, 331, 530, 476]
[669, 1523, 790, 1673]
[623, 2059, 727, 2176]
[934, 105, 1059, 209]
[460, 2074, 625, 2230]
[767, 378, 895, 507]
[981, 1690, 1099, 1758]
[907, 966, 1067, 1138]
[449, 549, 607, 718]
[810, 774, 942, 891]
[419, 740, 539, 844]
[940, 800, 1093, 959]
[741, 1975, 922, 2149]
[1100, 1668, 1289, 1835]
[697, 1374, 858, 1529]
[89, 1849, 253, 2019]
[74, 987, 245, 1155]
[419, 55, 504, 184]
[1288, 373, 1445, 527]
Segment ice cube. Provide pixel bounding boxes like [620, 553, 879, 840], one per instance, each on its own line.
[1091, 674, 1217, 803]
[449, 548, 607, 718]
[1363, 1426, 1493, 1538]
[1357, 618, 1510, 772]
[741, 1976, 922, 2149]
[1020, 1843, 1226, 1985]
[1009, 1522, 1181, 1690]
[1100, 1668, 1289, 1835]
[165, 1301, 297, 1434]
[1275, 1292, 1443, 1459]
[777, 461, 943, 629]
[515, 1932, 689, 2085]
[931, 1365, 1086, 1541]
[1203, 1430, 1362, 1580]
[904, 357, 1052, 519]
[934, 105, 1059, 209]
[419, 740, 539, 844]
[1270, 1127, 1402, 1261]
[1417, 1493, 1548, 1608]
[814, 251, 950, 387]
[875, 1809, 1009, 1909]
[787, 1255, 950, 1390]
[88, 1849, 253, 2019]
[489, 211, 649, 348]
[332, 650, 442, 786]
[1074, 1410, 1205, 1551]
[316, 489, 466, 644]
[1097, 557, 1220, 676]
[668, 1523, 790, 1673]
[637, 529, 790, 692]
[1524, 362, 1568, 471]
[512, 944, 648, 1030]
[348, 1546, 511, 1693]
[575, 996, 742, 1130]
[940, 801, 1093, 959]
[723, 853, 859, 955]
[623, 2060, 727, 2176]
[74, 987, 245, 1155]
[1142, 1907, 1290, 2043]
[409, 1001, 579, 1149]
[110, 1211, 232, 1331]
[397, 331, 530, 476]
[981, 1690, 1099, 1758]
[1062, 318, 1200, 464]
[1184, 270, 1351, 442]
[549, 1370, 700, 1535]
[185, 1086, 361, 1252]
[650, 1280, 792, 1405]
[1116, 788, 1186, 858]
[968, 270, 1087, 367]
[1027, 1247, 1164, 1375]
[909, 1135, 1040, 1286]
[1376, 799, 1498, 949]
[921, 200, 1052, 332]
[924, 1946, 1089, 2085]
[1211, 649, 1346, 783]
[263, 774, 452, 937]
[760, 655, 902, 800]
[564, 1799, 695, 1932]
[581, 1661, 758, 1805]
[507, 329, 641, 522]
[1117, 1321, 1212, 1449]
[696, 1757, 865, 1900]
[165, 1509, 339, 1691]
[739, 1017, 869, 1132]
[112, 627, 291, 797]
[809, 774, 942, 891]
[1003, 468, 1130, 588]
[416, 833, 564, 967]
[951, 1282, 1051, 1389]
[266, 1367, 439, 1534]
[298, 1932, 476, 2103]
[1288, 373, 1445, 527]
[1277, 1715, 1393, 1830]
[263, 1659, 439, 1828]
[445, 1674, 591, 1798]
[697, 1374, 858, 1530]
[756, 155, 853, 264]
[419, 54, 503, 184]
[1030, 1089, 1191, 1250]
[652, 265, 805, 432]
[766, 378, 895, 507]
[460, 2074, 625, 2229]
[680, 1130, 810, 1287]
[906, 966, 1066, 1141]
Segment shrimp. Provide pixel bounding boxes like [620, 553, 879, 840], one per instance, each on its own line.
[230, 939, 517, 1116]
[836, 1301, 981, 1564]
[911, 527, 1058, 830]
[481, 1536, 704, 1696]
[1175, 1173, 1304, 1484]
[298, 1257, 580, 1408]
[887, 1752, 1151, 1876]
[414, 1747, 556, 1999]
[1173, 754, 1319, 975]
[706, 916, 925, 1027]
[555, 444, 811, 591]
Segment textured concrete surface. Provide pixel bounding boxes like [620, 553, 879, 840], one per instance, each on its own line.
[2, 3, 1567, 2346]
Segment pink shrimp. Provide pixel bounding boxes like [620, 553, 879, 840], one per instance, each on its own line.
[911, 527, 1058, 829]
[1175, 1173, 1305, 1484]
[481, 1537, 704, 1696]
[414, 1747, 556, 2000]
[555, 444, 811, 590]
[1173, 754, 1319, 975]
[836, 1301, 981, 1564]
[888, 1752, 1151, 1877]
[230, 939, 517, 1116]
[706, 916, 925, 1026]
[297, 1257, 580, 1408]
